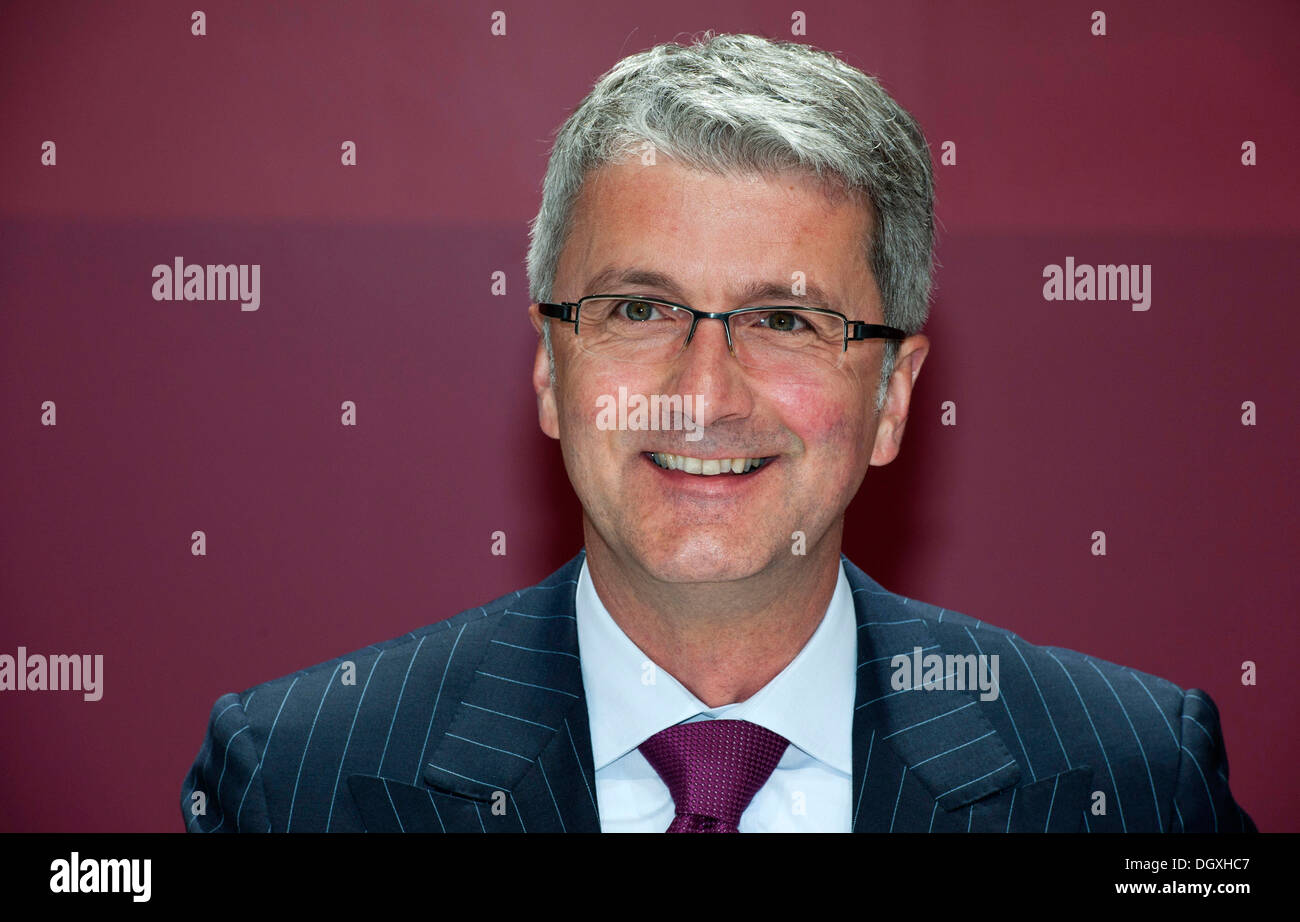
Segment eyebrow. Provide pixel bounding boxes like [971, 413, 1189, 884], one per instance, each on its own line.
[582, 265, 837, 311]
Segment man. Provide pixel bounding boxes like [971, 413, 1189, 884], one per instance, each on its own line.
[181, 32, 1254, 833]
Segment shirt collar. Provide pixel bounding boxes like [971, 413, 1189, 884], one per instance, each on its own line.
[575, 556, 855, 775]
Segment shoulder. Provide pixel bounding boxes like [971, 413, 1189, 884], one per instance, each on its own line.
[841, 554, 1188, 713]
[236, 553, 584, 719]
[181, 554, 585, 831]
[842, 555, 1254, 832]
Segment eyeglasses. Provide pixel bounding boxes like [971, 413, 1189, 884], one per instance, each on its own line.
[538, 295, 907, 372]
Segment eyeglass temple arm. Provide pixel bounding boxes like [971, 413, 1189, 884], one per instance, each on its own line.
[538, 302, 578, 323]
[847, 321, 908, 341]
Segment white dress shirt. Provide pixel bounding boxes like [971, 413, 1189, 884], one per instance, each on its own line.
[574, 557, 855, 832]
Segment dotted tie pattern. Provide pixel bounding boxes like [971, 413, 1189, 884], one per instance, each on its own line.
[638, 718, 790, 833]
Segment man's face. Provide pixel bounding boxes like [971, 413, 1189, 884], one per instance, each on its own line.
[530, 156, 926, 585]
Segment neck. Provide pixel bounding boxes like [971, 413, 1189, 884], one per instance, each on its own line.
[583, 525, 842, 708]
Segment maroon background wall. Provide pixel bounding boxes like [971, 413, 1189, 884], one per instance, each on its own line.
[1, 0, 1295, 832]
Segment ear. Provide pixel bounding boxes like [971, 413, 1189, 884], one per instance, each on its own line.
[869, 334, 929, 467]
[529, 303, 561, 440]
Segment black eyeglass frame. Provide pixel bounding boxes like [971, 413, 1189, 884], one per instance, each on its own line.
[538, 294, 908, 354]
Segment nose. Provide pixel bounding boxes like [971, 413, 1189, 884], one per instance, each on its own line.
[664, 315, 754, 430]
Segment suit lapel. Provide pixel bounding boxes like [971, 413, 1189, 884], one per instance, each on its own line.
[351, 554, 601, 833]
[845, 557, 1090, 832]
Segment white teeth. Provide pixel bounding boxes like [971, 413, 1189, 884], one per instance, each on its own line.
[651, 453, 766, 475]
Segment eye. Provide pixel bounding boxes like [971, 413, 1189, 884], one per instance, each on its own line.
[614, 299, 662, 322]
[757, 309, 808, 333]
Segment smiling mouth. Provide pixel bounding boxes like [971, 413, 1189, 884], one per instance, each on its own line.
[647, 452, 773, 476]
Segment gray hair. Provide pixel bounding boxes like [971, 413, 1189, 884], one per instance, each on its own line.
[527, 31, 935, 412]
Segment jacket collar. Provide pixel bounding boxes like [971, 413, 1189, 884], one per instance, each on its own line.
[842, 556, 1022, 830]
[417, 552, 597, 827]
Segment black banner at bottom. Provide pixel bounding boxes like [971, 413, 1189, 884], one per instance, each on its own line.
[0, 832, 1283, 908]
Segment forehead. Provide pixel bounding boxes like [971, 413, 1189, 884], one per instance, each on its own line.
[557, 156, 879, 307]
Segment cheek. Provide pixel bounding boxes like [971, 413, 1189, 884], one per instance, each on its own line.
[770, 375, 869, 455]
[555, 361, 661, 495]
[558, 361, 646, 436]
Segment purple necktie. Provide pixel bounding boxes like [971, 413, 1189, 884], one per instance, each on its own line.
[638, 719, 790, 833]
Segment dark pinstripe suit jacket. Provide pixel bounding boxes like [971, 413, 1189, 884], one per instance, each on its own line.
[181, 551, 1255, 832]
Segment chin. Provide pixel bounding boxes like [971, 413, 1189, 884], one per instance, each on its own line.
[630, 535, 775, 586]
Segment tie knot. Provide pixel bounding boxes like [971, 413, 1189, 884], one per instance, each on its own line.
[638, 719, 790, 832]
